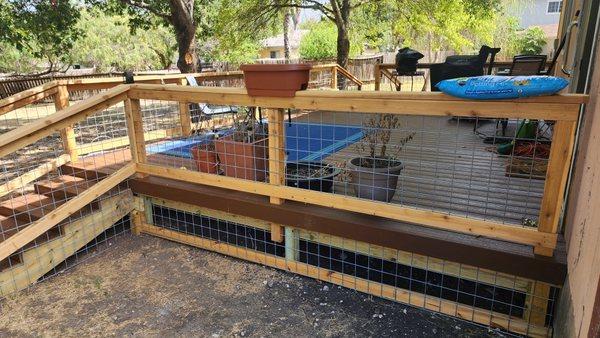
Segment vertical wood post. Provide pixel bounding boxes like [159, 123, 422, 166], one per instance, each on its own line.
[536, 119, 577, 256]
[524, 281, 551, 326]
[124, 98, 147, 164]
[178, 78, 192, 136]
[374, 63, 381, 91]
[54, 84, 78, 161]
[267, 108, 286, 242]
[331, 65, 338, 90]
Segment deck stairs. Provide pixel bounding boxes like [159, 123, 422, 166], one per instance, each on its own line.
[0, 159, 133, 294]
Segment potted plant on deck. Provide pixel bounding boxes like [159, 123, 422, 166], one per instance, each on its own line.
[286, 161, 341, 193]
[347, 114, 414, 202]
[214, 108, 269, 181]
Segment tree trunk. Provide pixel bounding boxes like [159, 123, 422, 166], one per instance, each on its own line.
[336, 26, 350, 68]
[283, 10, 291, 60]
[169, 0, 198, 73]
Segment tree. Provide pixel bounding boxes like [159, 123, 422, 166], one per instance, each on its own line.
[91, 0, 210, 73]
[0, 0, 81, 75]
[517, 27, 547, 55]
[70, 10, 176, 71]
[299, 21, 337, 60]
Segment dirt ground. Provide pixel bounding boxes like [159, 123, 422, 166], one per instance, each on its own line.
[0, 234, 505, 337]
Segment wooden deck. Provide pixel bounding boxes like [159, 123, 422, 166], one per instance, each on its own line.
[68, 111, 545, 227]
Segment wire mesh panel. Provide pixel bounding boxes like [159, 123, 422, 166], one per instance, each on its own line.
[283, 111, 548, 227]
[146, 199, 556, 337]
[138, 101, 548, 228]
[0, 101, 134, 297]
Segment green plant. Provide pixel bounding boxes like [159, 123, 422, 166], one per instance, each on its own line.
[299, 21, 338, 60]
[230, 108, 268, 143]
[518, 27, 547, 55]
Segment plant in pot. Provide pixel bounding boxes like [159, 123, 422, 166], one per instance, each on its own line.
[347, 114, 414, 202]
[286, 161, 341, 193]
[214, 107, 269, 181]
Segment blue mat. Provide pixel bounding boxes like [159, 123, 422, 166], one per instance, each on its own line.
[147, 122, 363, 162]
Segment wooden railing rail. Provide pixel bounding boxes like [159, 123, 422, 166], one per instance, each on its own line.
[1, 80, 586, 257]
[126, 84, 588, 256]
[0, 81, 59, 116]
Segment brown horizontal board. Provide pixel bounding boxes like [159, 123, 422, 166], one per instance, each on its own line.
[130, 175, 566, 285]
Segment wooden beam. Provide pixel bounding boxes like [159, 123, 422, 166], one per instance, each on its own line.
[54, 84, 78, 162]
[536, 120, 577, 255]
[138, 222, 552, 337]
[0, 191, 133, 296]
[0, 81, 59, 116]
[0, 85, 129, 158]
[128, 84, 585, 121]
[124, 98, 147, 164]
[0, 163, 136, 262]
[331, 66, 338, 89]
[0, 154, 71, 198]
[136, 163, 558, 250]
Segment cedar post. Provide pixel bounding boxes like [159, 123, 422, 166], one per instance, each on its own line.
[54, 84, 78, 161]
[178, 78, 192, 136]
[267, 108, 286, 242]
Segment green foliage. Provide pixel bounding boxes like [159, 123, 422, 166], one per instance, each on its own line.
[299, 21, 360, 60]
[299, 21, 337, 60]
[0, 0, 82, 73]
[70, 10, 176, 71]
[517, 27, 547, 55]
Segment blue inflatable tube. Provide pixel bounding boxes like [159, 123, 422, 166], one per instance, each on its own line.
[436, 75, 569, 100]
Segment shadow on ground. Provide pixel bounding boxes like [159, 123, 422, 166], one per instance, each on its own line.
[0, 234, 506, 337]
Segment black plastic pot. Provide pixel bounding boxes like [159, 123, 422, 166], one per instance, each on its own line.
[286, 161, 341, 192]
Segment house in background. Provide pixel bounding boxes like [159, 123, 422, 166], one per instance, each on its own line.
[507, 0, 563, 56]
[258, 30, 308, 60]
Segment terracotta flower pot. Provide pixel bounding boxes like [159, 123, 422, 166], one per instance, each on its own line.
[240, 64, 312, 97]
[214, 135, 269, 181]
[190, 144, 218, 174]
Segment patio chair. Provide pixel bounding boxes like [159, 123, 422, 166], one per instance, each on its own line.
[185, 75, 237, 124]
[497, 55, 548, 76]
[495, 55, 548, 136]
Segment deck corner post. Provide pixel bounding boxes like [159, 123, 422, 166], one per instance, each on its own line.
[124, 98, 147, 165]
[178, 78, 192, 136]
[331, 66, 338, 90]
[54, 84, 78, 162]
[535, 119, 578, 256]
[374, 63, 381, 91]
[267, 108, 286, 205]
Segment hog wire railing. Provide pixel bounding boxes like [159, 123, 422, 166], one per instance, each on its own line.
[127, 84, 586, 257]
[0, 75, 587, 337]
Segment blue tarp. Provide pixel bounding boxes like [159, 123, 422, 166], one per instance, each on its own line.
[146, 122, 363, 162]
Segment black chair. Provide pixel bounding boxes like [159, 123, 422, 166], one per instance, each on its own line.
[430, 45, 501, 91]
[497, 55, 548, 76]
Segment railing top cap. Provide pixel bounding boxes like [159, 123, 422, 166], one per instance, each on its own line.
[129, 83, 589, 104]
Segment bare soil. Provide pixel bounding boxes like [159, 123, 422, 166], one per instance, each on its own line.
[0, 234, 505, 337]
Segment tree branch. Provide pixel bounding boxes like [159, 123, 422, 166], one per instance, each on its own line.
[117, 0, 171, 20]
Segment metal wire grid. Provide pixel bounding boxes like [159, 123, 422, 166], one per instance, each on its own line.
[138, 101, 548, 227]
[0, 103, 135, 296]
[149, 202, 555, 336]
